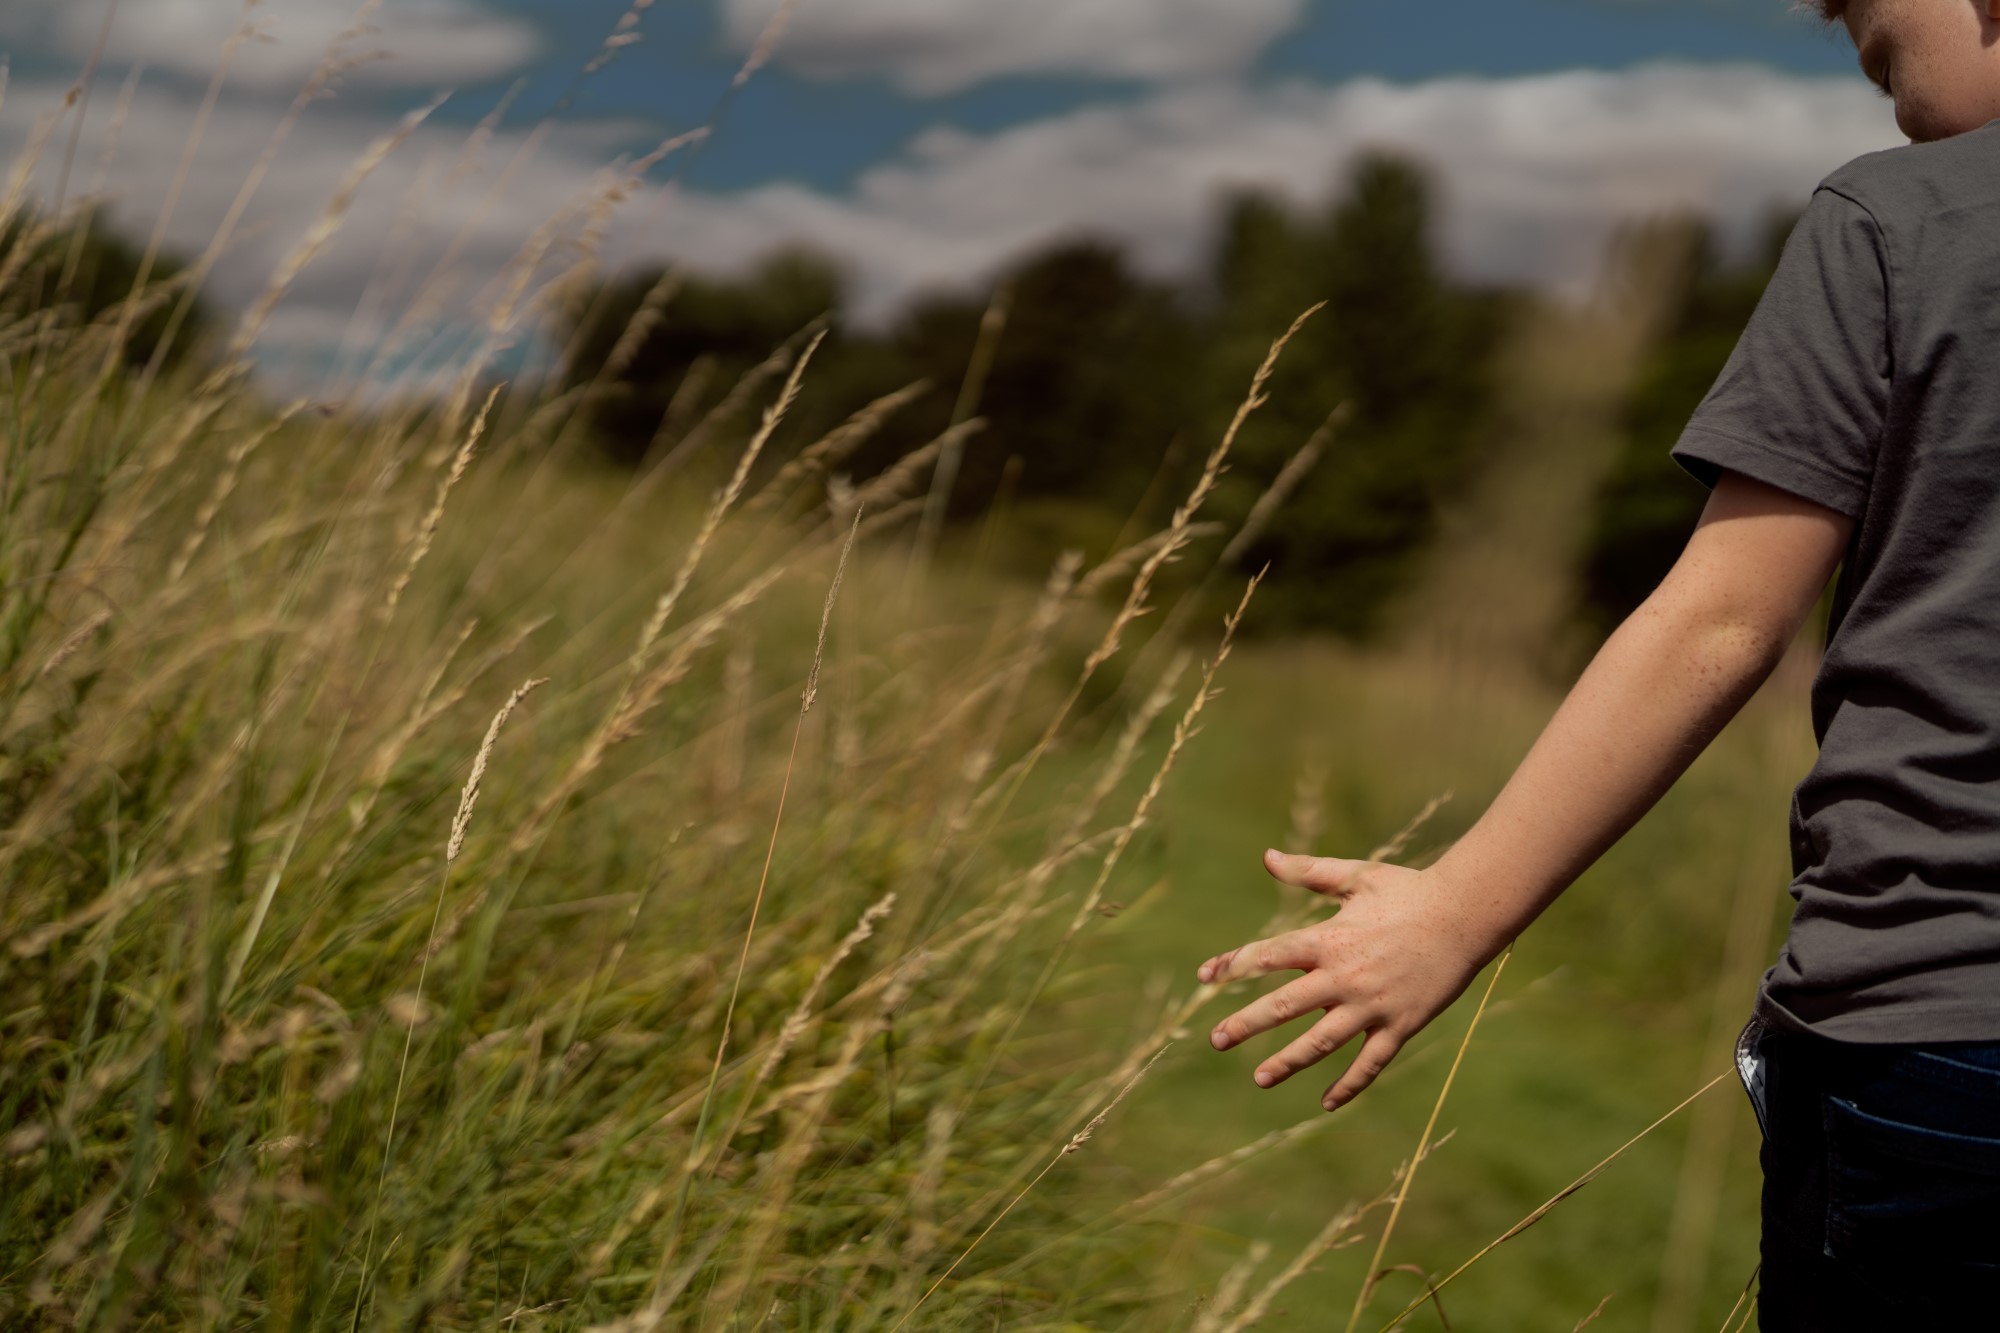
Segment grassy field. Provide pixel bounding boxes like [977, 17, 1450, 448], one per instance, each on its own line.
[1071, 632, 1810, 1332]
[0, 333, 1818, 1332]
[0, 116, 1821, 1328]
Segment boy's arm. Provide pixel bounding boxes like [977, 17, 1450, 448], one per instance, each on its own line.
[1198, 470, 1854, 1112]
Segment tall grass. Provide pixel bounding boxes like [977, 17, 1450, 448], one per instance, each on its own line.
[0, 160, 1357, 1321]
[0, 32, 1814, 1331]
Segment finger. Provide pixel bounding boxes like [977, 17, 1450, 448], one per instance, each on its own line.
[1321, 1029, 1404, 1111]
[1263, 849, 1368, 899]
[1251, 1010, 1368, 1088]
[1210, 973, 1338, 1051]
[1197, 931, 1315, 986]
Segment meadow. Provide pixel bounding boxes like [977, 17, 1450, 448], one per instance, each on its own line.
[0, 48, 1815, 1332]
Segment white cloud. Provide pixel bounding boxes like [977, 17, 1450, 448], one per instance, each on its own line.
[0, 62, 1905, 394]
[637, 64, 1906, 316]
[719, 0, 1309, 95]
[1, 0, 541, 91]
[0, 71, 645, 394]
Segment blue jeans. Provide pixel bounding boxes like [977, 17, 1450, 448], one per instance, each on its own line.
[1745, 1021, 2000, 1329]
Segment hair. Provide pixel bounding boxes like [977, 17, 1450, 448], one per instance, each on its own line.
[1799, 0, 1848, 23]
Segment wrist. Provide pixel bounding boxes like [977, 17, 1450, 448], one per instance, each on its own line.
[1419, 860, 1537, 964]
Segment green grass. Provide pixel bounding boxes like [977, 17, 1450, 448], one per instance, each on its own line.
[1061, 634, 1809, 1330]
[0, 160, 1814, 1330]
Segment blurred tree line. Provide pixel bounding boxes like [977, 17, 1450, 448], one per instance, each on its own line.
[0, 161, 1789, 645]
[558, 151, 1791, 641]
[0, 207, 213, 373]
[559, 153, 1516, 639]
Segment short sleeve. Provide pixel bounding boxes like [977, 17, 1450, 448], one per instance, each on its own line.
[1670, 186, 1891, 518]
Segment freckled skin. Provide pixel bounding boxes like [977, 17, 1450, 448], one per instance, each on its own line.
[1841, 0, 2000, 143]
[1198, 474, 1854, 1111]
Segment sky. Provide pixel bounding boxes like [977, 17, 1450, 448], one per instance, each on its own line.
[0, 0, 1905, 392]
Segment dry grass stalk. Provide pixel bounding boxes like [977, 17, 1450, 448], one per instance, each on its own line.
[1713, 1269, 1757, 1333]
[355, 120, 558, 393]
[1059, 587, 1254, 935]
[1345, 946, 1513, 1333]
[697, 887, 897, 1176]
[65, 0, 263, 385]
[1072, 650, 1192, 844]
[629, 328, 827, 674]
[733, 0, 801, 88]
[169, 403, 303, 583]
[1213, 1134, 1453, 1333]
[386, 385, 502, 619]
[961, 306, 1321, 881]
[447, 678, 547, 865]
[1289, 755, 1330, 851]
[229, 93, 444, 363]
[890, 1044, 1172, 1333]
[127, 0, 389, 394]
[948, 595, 1236, 1146]
[1215, 1205, 1367, 1333]
[642, 325, 815, 485]
[1084, 303, 1322, 680]
[699, 949, 931, 1321]
[901, 1103, 962, 1270]
[514, 339, 825, 844]
[1370, 1070, 1736, 1333]
[798, 508, 857, 715]
[945, 549, 1085, 819]
[1196, 1241, 1272, 1333]
[348, 616, 510, 823]
[565, 130, 707, 283]
[583, 0, 657, 76]
[750, 379, 931, 514]
[357, 675, 545, 1323]
[1369, 792, 1453, 866]
[837, 419, 983, 524]
[757, 890, 896, 1090]
[29, 608, 112, 689]
[650, 355, 717, 456]
[602, 267, 684, 383]
[914, 284, 1011, 569]
[1019, 572, 1262, 1021]
[1219, 401, 1349, 567]
[1114, 1113, 1333, 1223]
[0, 212, 69, 317]
[478, 185, 588, 348]
[1077, 523, 1227, 598]
[665, 511, 862, 1275]
[1575, 1293, 1614, 1329]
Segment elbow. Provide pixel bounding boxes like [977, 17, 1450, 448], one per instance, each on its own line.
[1629, 576, 1798, 685]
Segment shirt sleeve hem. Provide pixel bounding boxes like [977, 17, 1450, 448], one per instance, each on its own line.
[1670, 425, 1868, 519]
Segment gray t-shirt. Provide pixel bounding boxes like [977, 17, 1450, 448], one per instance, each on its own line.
[1672, 120, 2000, 1042]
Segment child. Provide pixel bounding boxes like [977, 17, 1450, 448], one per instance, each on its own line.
[1197, 0, 2000, 1325]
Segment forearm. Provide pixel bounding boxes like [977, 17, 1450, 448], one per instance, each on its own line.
[1426, 583, 1795, 954]
[1201, 474, 1848, 1106]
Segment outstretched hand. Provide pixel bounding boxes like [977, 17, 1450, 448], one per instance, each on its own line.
[1197, 849, 1501, 1112]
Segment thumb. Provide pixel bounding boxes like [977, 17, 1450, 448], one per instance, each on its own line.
[1263, 849, 1365, 898]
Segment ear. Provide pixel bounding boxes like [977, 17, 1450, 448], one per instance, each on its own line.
[1990, 0, 2000, 21]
